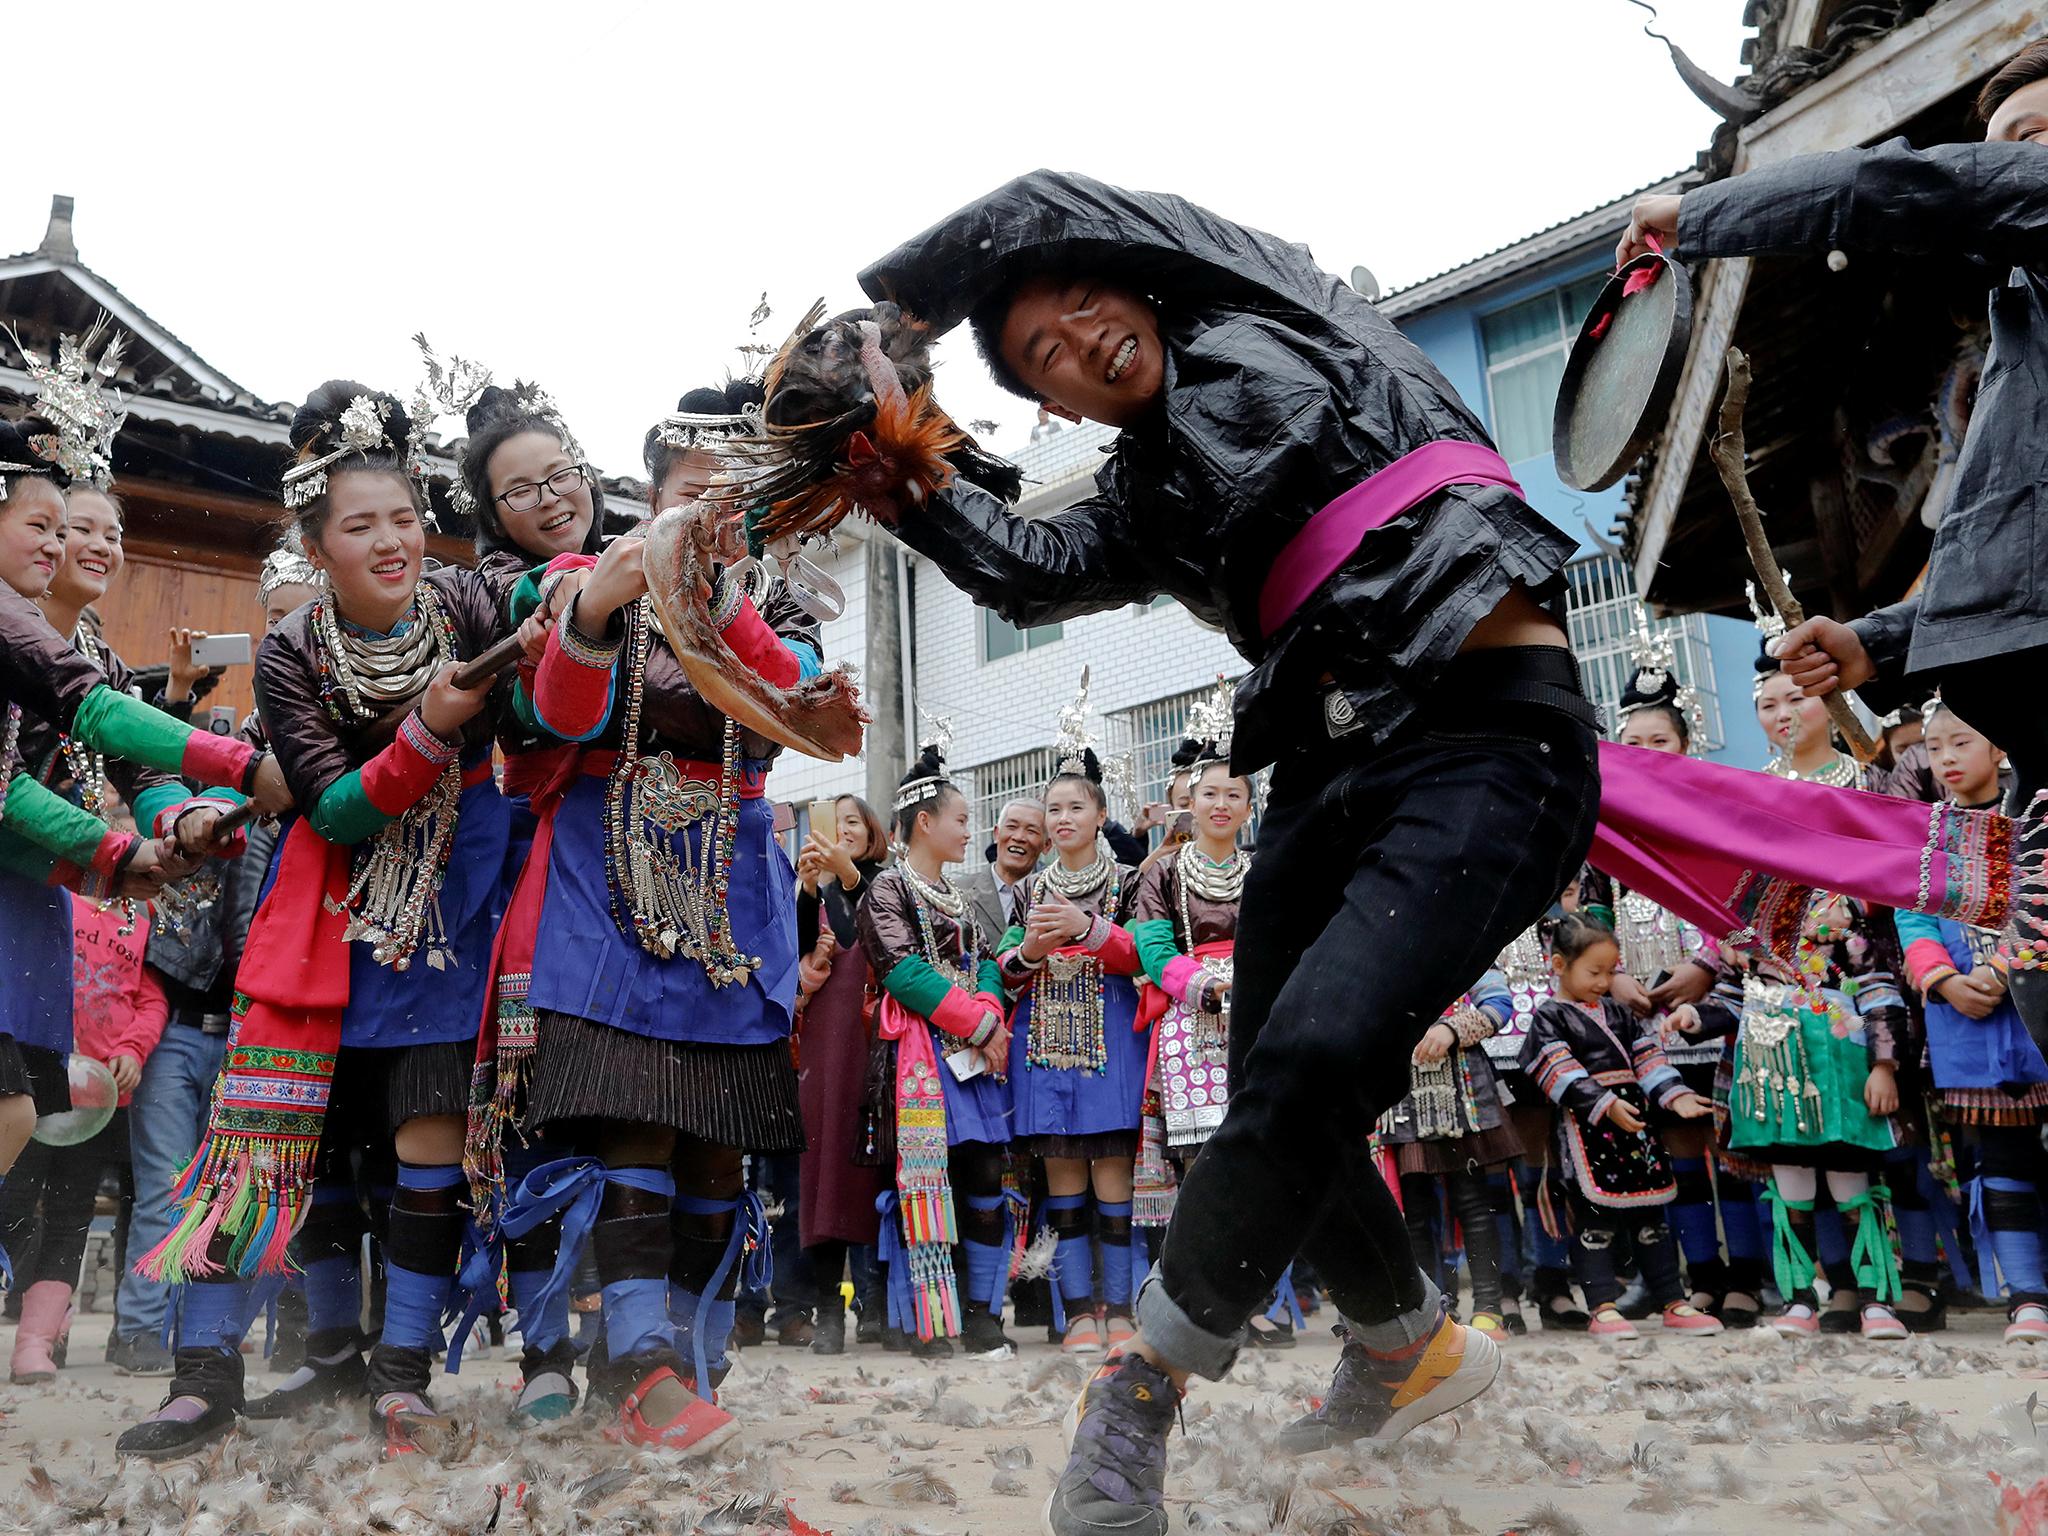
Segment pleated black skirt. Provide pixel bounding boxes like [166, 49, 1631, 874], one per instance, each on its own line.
[526, 1009, 804, 1151]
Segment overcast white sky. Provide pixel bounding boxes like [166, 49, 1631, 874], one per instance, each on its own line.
[13, 0, 1746, 477]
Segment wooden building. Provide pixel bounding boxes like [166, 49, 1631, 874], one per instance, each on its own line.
[0, 196, 644, 717]
[1620, 0, 2048, 629]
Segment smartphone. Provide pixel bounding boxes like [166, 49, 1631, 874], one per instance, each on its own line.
[946, 1049, 988, 1082]
[190, 633, 252, 669]
[809, 799, 840, 843]
[1165, 811, 1195, 846]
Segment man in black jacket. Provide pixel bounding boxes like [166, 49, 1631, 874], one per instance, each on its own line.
[1617, 38, 2048, 1027]
[855, 172, 1600, 1536]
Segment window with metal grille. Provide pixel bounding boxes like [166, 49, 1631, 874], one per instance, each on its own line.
[1480, 274, 1610, 463]
[1564, 554, 1725, 751]
[1105, 682, 1232, 816]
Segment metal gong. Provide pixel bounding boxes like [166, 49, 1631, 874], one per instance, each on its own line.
[1552, 248, 1694, 493]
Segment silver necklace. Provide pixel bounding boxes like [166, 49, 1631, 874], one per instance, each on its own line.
[1179, 845, 1250, 903]
[1041, 838, 1113, 902]
[899, 857, 966, 920]
[316, 585, 449, 722]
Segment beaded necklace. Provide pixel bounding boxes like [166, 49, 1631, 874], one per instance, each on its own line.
[602, 597, 757, 986]
[1026, 847, 1123, 1075]
[57, 627, 140, 936]
[1171, 845, 1241, 1055]
[900, 862, 975, 994]
[312, 584, 462, 970]
[0, 704, 18, 821]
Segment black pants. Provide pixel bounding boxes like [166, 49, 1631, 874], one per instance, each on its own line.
[0, 1109, 129, 1292]
[1401, 1168, 1505, 1317]
[1152, 649, 1599, 1370]
[1571, 1192, 1683, 1309]
[1944, 651, 2048, 1042]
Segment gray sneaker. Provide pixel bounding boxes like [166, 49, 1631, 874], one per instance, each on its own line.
[1043, 1353, 1179, 1536]
[110, 1333, 175, 1377]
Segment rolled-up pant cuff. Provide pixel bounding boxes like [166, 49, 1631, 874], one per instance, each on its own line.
[1135, 1262, 1245, 1381]
[1342, 1271, 1442, 1354]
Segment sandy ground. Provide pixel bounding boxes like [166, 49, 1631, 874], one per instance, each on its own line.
[1, 1308, 2046, 1534]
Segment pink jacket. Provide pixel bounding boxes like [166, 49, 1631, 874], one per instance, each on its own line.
[70, 899, 168, 1106]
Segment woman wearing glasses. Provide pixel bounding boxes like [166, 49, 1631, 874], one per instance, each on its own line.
[466, 378, 822, 1456]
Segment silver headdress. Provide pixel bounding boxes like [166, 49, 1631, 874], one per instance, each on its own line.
[1184, 674, 1237, 762]
[412, 335, 582, 525]
[0, 316, 129, 494]
[658, 405, 765, 453]
[258, 531, 322, 602]
[1050, 667, 1097, 780]
[892, 709, 956, 814]
[281, 393, 406, 511]
[1616, 610, 1705, 743]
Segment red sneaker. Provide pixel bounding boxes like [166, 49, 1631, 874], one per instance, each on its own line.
[611, 1365, 739, 1458]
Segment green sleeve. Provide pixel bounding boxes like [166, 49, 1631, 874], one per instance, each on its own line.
[2, 770, 116, 865]
[880, 954, 955, 1019]
[70, 684, 197, 777]
[1130, 916, 1183, 987]
[132, 782, 188, 832]
[1000, 924, 1026, 952]
[0, 820, 59, 883]
[976, 955, 1002, 997]
[507, 568, 551, 735]
[309, 768, 393, 845]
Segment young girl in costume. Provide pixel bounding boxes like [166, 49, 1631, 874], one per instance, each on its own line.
[795, 793, 887, 1355]
[421, 372, 606, 1425]
[1127, 737, 1257, 1325]
[999, 696, 1149, 1356]
[1379, 968, 1522, 1338]
[477, 379, 818, 1456]
[0, 357, 275, 1319]
[120, 382, 514, 1459]
[1612, 655, 1768, 1327]
[1896, 700, 2048, 1345]
[858, 745, 1017, 1360]
[1519, 914, 1722, 1339]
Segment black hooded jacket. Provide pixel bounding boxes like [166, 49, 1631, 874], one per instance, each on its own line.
[859, 170, 1575, 768]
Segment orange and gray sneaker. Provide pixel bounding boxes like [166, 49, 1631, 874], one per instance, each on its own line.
[1276, 1304, 1500, 1456]
[609, 1364, 740, 1458]
[374, 1390, 456, 1458]
[1043, 1352, 1181, 1536]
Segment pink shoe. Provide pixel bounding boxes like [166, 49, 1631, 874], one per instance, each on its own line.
[1588, 1306, 1638, 1340]
[610, 1366, 739, 1458]
[1103, 1313, 1136, 1350]
[1770, 1303, 1819, 1337]
[9, 1281, 72, 1384]
[1660, 1301, 1724, 1335]
[1860, 1303, 1908, 1341]
[2006, 1303, 2048, 1345]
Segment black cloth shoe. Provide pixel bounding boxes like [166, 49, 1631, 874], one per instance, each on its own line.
[244, 1348, 368, 1420]
[909, 1332, 955, 1360]
[812, 1305, 848, 1356]
[116, 1348, 244, 1459]
[1819, 1290, 1861, 1334]
[960, 1303, 1015, 1360]
[732, 1312, 767, 1349]
[110, 1332, 175, 1377]
[1011, 1275, 1053, 1331]
[1043, 1352, 1179, 1536]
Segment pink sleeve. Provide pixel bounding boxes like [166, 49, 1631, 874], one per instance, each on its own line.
[1161, 954, 1204, 1009]
[179, 729, 256, 791]
[113, 963, 169, 1065]
[719, 595, 800, 689]
[358, 712, 460, 817]
[929, 986, 994, 1041]
[1085, 919, 1143, 976]
[532, 600, 620, 740]
[1904, 937, 1960, 994]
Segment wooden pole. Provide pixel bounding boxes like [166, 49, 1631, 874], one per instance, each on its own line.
[1709, 347, 1877, 763]
[208, 634, 532, 836]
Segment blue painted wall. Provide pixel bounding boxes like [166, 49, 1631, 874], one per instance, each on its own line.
[1391, 253, 1773, 770]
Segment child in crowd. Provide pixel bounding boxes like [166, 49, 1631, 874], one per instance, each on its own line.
[1520, 914, 1721, 1339]
[1897, 700, 2048, 1344]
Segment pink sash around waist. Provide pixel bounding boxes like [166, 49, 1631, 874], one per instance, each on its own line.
[1257, 439, 1523, 639]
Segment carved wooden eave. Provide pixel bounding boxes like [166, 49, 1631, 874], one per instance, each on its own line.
[1630, 0, 2048, 600]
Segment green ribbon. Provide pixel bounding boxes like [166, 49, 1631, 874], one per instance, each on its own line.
[1766, 1185, 1817, 1300]
[1839, 1183, 1902, 1303]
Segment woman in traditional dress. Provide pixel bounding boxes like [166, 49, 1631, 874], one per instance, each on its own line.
[480, 378, 819, 1456]
[997, 700, 1149, 1356]
[120, 382, 513, 1459]
[858, 746, 1017, 1360]
[794, 793, 887, 1355]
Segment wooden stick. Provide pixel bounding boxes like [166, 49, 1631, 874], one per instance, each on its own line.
[1709, 346, 1878, 763]
[203, 633, 535, 838]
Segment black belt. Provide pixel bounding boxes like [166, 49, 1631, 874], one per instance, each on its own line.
[172, 1008, 232, 1036]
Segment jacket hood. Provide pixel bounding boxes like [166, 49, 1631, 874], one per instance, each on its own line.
[858, 169, 1358, 338]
